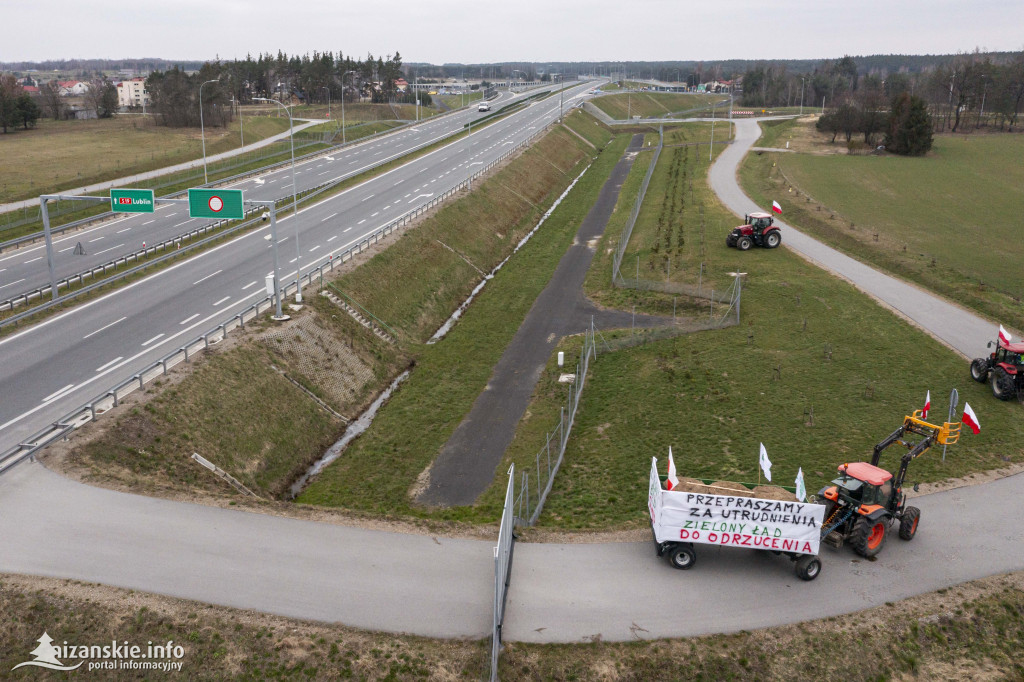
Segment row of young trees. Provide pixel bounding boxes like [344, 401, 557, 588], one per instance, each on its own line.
[145, 51, 406, 128]
[741, 51, 1024, 134]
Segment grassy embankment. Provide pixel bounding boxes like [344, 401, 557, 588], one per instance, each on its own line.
[65, 110, 609, 504]
[740, 117, 1024, 330]
[485, 118, 1024, 531]
[3, 571, 1023, 680]
[592, 92, 723, 120]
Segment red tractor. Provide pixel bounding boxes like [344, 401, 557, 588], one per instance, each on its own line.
[726, 212, 782, 251]
[970, 336, 1024, 400]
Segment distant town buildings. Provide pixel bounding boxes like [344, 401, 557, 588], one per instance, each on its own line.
[117, 77, 151, 108]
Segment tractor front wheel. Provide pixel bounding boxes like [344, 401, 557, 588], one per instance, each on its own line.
[899, 506, 921, 540]
[764, 231, 782, 248]
[970, 358, 989, 382]
[851, 517, 887, 558]
[991, 369, 1015, 401]
[794, 555, 821, 581]
[667, 543, 696, 570]
[736, 236, 753, 251]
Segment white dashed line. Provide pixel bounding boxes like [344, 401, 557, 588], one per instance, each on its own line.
[141, 333, 165, 347]
[83, 316, 127, 339]
[180, 314, 200, 325]
[212, 296, 231, 307]
[117, 227, 132, 233]
[193, 269, 223, 286]
[95, 357, 124, 373]
[42, 384, 76, 403]
[242, 281, 258, 290]
[322, 213, 338, 222]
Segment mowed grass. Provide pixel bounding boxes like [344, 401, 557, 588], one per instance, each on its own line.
[741, 119, 1024, 330]
[437, 91, 483, 109]
[514, 124, 1024, 530]
[0, 115, 291, 202]
[592, 92, 724, 120]
[297, 126, 623, 520]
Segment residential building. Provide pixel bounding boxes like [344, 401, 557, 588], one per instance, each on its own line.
[117, 78, 150, 109]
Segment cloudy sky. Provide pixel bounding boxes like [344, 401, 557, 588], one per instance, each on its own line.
[3, 0, 1021, 64]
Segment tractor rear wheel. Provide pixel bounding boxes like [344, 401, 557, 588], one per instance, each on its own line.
[736, 236, 753, 251]
[851, 517, 887, 558]
[970, 358, 989, 382]
[899, 506, 921, 540]
[991, 369, 1015, 401]
[764, 231, 782, 248]
[667, 544, 696, 570]
[794, 555, 821, 581]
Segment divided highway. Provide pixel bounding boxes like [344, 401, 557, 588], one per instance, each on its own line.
[0, 81, 597, 456]
[0, 92, 518, 303]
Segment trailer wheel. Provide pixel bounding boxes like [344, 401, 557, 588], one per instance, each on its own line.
[794, 555, 821, 581]
[899, 506, 920, 540]
[851, 517, 887, 558]
[970, 358, 989, 382]
[667, 544, 696, 570]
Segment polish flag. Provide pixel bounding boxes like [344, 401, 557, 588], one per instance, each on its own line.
[962, 403, 981, 435]
[922, 391, 931, 420]
[666, 447, 679, 491]
[771, 200, 782, 214]
[999, 324, 1013, 345]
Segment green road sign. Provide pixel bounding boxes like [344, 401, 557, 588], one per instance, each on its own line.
[110, 188, 155, 213]
[188, 188, 244, 220]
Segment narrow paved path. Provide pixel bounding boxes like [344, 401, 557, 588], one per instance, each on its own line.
[0, 119, 326, 215]
[709, 118, 993, 359]
[421, 135, 670, 506]
[0, 118, 1019, 645]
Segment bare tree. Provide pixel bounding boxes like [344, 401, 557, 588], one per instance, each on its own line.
[39, 80, 65, 120]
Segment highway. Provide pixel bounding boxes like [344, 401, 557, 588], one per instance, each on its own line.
[0, 81, 597, 456]
[0, 112, 1020, 645]
[0, 91, 519, 304]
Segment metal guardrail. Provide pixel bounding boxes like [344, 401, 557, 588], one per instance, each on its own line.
[1, 99, 527, 319]
[0, 99, 564, 475]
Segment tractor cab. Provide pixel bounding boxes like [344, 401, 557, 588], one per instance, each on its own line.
[825, 462, 896, 509]
[992, 340, 1024, 374]
[745, 212, 774, 235]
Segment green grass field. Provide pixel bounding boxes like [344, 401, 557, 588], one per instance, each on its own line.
[740, 120, 1024, 330]
[490, 120, 1024, 530]
[592, 92, 725, 120]
[0, 115, 291, 203]
[437, 91, 483, 109]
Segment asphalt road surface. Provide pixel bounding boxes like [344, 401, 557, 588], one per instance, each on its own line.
[0, 114, 1019, 644]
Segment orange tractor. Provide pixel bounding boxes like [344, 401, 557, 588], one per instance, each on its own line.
[816, 413, 960, 558]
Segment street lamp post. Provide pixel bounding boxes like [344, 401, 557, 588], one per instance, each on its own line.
[254, 96, 303, 303]
[322, 85, 331, 121]
[199, 78, 219, 185]
[799, 76, 806, 116]
[341, 70, 357, 145]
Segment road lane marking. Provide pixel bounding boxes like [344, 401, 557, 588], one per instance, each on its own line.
[193, 269, 223, 286]
[0, 278, 26, 290]
[42, 384, 76, 403]
[241, 281, 258, 290]
[88, 236, 105, 242]
[24, 256, 43, 263]
[358, 219, 366, 224]
[83, 316, 127, 339]
[213, 296, 231, 306]
[361, 194, 375, 201]
[371, 212, 379, 217]
[142, 220, 155, 225]
[173, 220, 196, 227]
[117, 227, 132, 233]
[141, 333, 165, 346]
[309, 245, 320, 252]
[179, 314, 200, 325]
[93, 243, 126, 256]
[95, 357, 124, 373]
[322, 212, 338, 222]
[327, 235, 338, 242]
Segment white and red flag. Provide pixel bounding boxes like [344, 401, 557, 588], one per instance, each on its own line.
[666, 447, 679, 491]
[771, 200, 782, 214]
[999, 324, 1013, 345]
[922, 391, 931, 419]
[962, 403, 981, 435]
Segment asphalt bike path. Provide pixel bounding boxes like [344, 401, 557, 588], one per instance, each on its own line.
[0, 114, 1020, 644]
[421, 134, 671, 506]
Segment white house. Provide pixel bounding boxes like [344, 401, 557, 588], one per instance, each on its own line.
[117, 78, 151, 109]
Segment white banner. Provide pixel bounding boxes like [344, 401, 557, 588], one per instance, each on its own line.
[649, 458, 825, 555]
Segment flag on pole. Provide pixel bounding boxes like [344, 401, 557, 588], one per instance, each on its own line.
[666, 447, 679, 491]
[795, 467, 806, 502]
[962, 403, 981, 435]
[922, 390, 931, 419]
[771, 200, 782, 214]
[759, 442, 772, 482]
[999, 324, 1013, 345]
